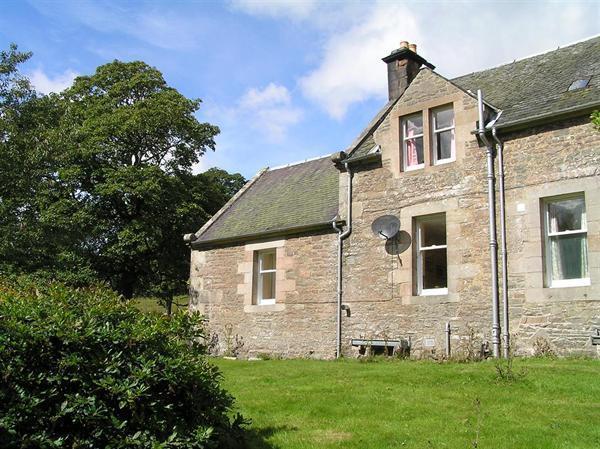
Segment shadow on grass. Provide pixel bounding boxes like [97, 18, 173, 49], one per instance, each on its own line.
[245, 425, 299, 449]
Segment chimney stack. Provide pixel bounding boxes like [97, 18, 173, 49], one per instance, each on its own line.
[382, 41, 434, 101]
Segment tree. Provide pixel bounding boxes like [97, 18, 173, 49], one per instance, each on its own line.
[0, 47, 246, 301]
[0, 45, 92, 283]
[48, 60, 227, 299]
[592, 110, 600, 130]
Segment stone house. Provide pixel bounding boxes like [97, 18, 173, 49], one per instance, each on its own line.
[185, 37, 600, 359]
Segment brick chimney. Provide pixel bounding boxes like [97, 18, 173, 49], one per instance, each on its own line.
[382, 41, 435, 101]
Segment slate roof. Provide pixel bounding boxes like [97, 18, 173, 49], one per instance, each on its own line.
[348, 36, 600, 161]
[194, 37, 599, 244]
[453, 36, 600, 127]
[194, 156, 339, 245]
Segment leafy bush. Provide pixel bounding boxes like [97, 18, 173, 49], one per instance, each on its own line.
[0, 279, 246, 448]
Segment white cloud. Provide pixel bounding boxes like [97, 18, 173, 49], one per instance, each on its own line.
[229, 0, 318, 20]
[29, 69, 78, 94]
[239, 83, 292, 109]
[299, 3, 421, 119]
[237, 83, 303, 141]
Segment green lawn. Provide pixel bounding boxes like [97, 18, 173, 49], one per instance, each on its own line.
[214, 358, 600, 449]
[131, 295, 188, 314]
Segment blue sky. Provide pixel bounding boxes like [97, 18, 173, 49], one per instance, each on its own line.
[1, 0, 598, 178]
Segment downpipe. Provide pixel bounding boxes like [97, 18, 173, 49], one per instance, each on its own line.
[492, 127, 510, 358]
[332, 161, 353, 359]
[477, 90, 501, 359]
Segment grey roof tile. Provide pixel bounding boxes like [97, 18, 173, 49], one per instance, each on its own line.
[452, 36, 600, 127]
[196, 156, 339, 243]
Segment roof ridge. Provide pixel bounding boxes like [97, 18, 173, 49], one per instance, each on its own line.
[452, 34, 600, 81]
[268, 154, 332, 171]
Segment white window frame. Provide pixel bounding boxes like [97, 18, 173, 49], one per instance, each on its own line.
[416, 214, 448, 296]
[256, 249, 277, 305]
[431, 105, 455, 165]
[543, 193, 590, 288]
[402, 113, 425, 171]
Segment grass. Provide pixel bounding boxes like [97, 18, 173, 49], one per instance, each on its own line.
[131, 295, 188, 314]
[214, 357, 600, 449]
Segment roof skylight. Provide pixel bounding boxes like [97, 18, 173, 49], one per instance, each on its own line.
[568, 78, 590, 91]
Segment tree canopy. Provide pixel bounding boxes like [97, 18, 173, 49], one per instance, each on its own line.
[0, 45, 245, 303]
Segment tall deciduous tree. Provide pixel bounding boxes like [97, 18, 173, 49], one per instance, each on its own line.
[53, 60, 222, 298]
[1, 47, 245, 302]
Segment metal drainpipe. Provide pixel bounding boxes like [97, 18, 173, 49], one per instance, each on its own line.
[477, 90, 501, 358]
[492, 127, 509, 358]
[332, 161, 353, 359]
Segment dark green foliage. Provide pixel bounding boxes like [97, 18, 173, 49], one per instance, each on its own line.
[0, 45, 245, 300]
[592, 110, 600, 130]
[0, 279, 247, 448]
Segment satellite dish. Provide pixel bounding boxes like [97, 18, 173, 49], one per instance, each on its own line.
[371, 215, 400, 240]
[385, 230, 412, 255]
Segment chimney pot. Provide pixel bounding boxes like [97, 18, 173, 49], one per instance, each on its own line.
[382, 42, 434, 101]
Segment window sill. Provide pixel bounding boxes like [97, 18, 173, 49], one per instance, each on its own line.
[548, 278, 591, 288]
[244, 304, 285, 313]
[420, 288, 448, 296]
[404, 164, 425, 172]
[406, 293, 456, 305]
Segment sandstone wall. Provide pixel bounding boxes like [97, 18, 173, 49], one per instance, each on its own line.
[340, 108, 599, 357]
[189, 230, 338, 359]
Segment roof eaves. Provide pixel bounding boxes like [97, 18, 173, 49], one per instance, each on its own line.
[345, 151, 382, 165]
[191, 220, 338, 249]
[495, 100, 600, 132]
[192, 167, 269, 239]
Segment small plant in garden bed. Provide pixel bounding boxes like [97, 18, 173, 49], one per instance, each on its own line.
[0, 278, 247, 448]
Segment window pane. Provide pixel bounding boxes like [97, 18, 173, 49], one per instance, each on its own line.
[548, 198, 584, 232]
[405, 137, 424, 167]
[423, 248, 447, 289]
[405, 114, 423, 135]
[421, 216, 446, 246]
[436, 129, 454, 161]
[434, 107, 454, 129]
[260, 251, 276, 270]
[550, 234, 588, 280]
[261, 272, 276, 299]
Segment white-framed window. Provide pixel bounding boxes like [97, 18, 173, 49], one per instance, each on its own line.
[415, 214, 448, 295]
[543, 193, 589, 288]
[431, 105, 455, 164]
[401, 112, 424, 171]
[254, 249, 277, 305]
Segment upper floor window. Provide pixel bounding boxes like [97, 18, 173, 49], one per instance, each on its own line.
[543, 194, 589, 288]
[431, 105, 455, 164]
[415, 213, 448, 296]
[402, 112, 424, 171]
[254, 249, 277, 304]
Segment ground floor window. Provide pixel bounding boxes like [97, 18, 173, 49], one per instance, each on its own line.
[254, 249, 277, 304]
[543, 193, 589, 287]
[415, 213, 447, 295]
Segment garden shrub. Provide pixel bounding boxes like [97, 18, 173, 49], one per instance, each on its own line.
[0, 279, 246, 448]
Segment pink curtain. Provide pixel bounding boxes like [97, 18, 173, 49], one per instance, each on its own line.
[406, 125, 418, 167]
